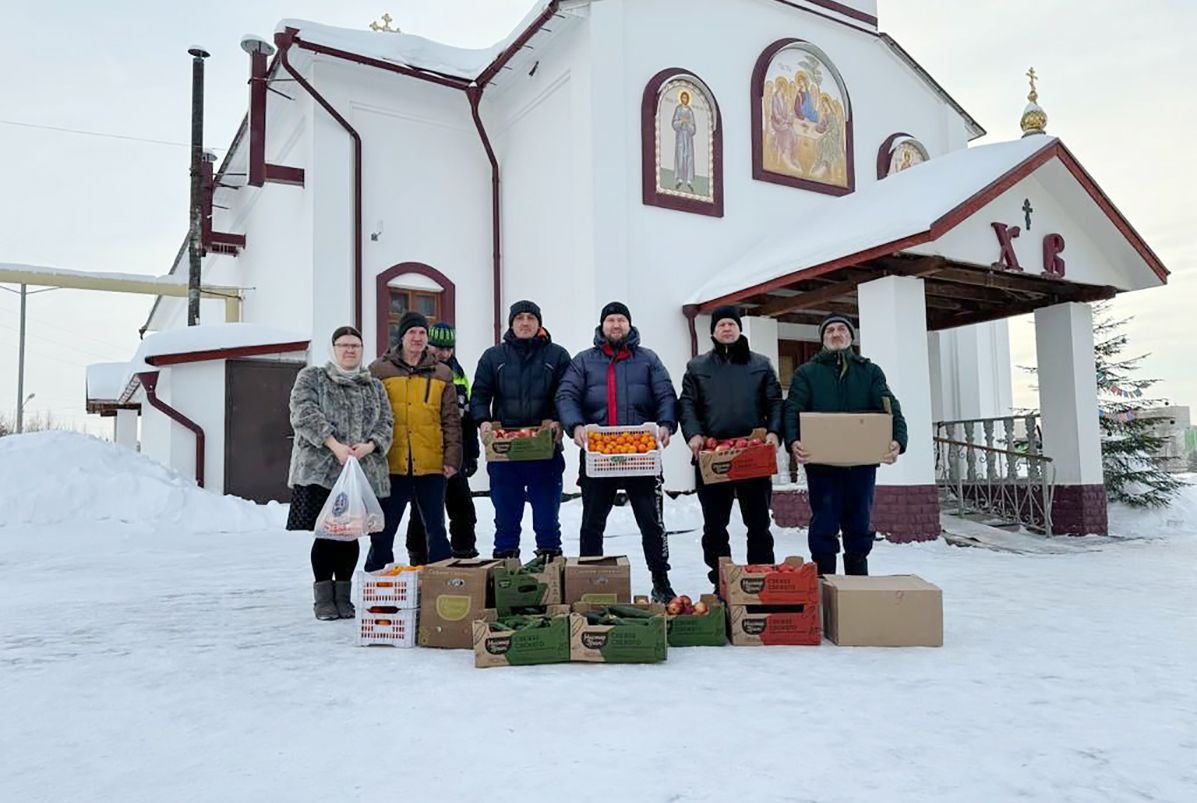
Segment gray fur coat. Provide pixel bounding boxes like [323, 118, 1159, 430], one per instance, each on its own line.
[287, 363, 393, 496]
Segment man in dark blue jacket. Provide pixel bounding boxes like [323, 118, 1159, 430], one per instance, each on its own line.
[471, 300, 572, 559]
[679, 306, 784, 592]
[556, 302, 679, 602]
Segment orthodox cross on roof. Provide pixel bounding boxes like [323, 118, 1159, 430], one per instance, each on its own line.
[369, 13, 400, 33]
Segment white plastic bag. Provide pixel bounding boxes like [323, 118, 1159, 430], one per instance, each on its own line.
[313, 455, 385, 541]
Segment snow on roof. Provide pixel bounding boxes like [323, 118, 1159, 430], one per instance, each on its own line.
[86, 362, 133, 402]
[689, 136, 1057, 305]
[277, 0, 552, 80]
[0, 262, 186, 287]
[128, 323, 309, 373]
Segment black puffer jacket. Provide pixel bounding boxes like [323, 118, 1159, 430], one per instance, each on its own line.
[470, 328, 572, 428]
[678, 336, 783, 441]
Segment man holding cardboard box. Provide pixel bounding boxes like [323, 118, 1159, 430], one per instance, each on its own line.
[783, 314, 907, 577]
[471, 300, 572, 559]
[679, 306, 784, 592]
[556, 302, 680, 602]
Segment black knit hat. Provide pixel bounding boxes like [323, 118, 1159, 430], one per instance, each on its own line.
[330, 325, 362, 345]
[508, 299, 542, 327]
[427, 321, 455, 348]
[600, 301, 632, 324]
[397, 311, 429, 340]
[709, 305, 742, 334]
[819, 314, 856, 342]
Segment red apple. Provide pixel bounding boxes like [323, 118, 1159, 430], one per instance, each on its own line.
[666, 601, 683, 615]
[734, 438, 749, 449]
[678, 595, 693, 607]
[692, 601, 709, 616]
[704, 437, 717, 450]
[749, 437, 763, 446]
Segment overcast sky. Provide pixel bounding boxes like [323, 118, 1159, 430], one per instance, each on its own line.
[1, 0, 1193, 434]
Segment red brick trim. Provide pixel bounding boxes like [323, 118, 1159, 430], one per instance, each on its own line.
[1051, 484, 1108, 536]
[772, 484, 940, 543]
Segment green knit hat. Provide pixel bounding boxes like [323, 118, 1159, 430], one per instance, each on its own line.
[427, 321, 455, 348]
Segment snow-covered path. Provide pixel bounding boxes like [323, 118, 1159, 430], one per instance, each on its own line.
[1, 434, 1194, 802]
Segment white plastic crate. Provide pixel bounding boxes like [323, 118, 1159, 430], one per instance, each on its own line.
[356, 607, 418, 647]
[355, 566, 421, 609]
[583, 423, 663, 478]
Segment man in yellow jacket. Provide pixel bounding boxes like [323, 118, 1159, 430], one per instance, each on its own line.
[367, 311, 462, 570]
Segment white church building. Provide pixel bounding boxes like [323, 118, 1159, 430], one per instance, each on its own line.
[87, 0, 1168, 539]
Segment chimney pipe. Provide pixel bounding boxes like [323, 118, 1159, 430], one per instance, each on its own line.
[187, 45, 209, 327]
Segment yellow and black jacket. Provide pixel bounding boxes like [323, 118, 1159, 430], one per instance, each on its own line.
[369, 348, 462, 476]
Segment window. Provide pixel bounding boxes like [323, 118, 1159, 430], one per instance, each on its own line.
[386, 288, 440, 347]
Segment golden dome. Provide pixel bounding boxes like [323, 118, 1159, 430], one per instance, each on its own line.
[1020, 67, 1047, 136]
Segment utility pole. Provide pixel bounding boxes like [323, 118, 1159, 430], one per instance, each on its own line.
[16, 283, 26, 433]
[187, 45, 210, 326]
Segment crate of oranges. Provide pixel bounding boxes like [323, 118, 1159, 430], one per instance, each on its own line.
[584, 423, 663, 477]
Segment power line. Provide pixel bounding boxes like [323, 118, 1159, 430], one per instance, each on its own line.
[0, 119, 226, 151]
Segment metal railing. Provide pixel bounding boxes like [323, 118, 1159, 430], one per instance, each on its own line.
[934, 415, 1055, 535]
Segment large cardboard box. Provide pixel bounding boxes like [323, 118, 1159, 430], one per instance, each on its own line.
[568, 606, 668, 663]
[799, 412, 892, 466]
[481, 421, 557, 462]
[417, 558, 504, 649]
[471, 606, 571, 668]
[728, 604, 822, 646]
[563, 556, 631, 605]
[719, 557, 820, 606]
[697, 428, 778, 485]
[492, 557, 565, 614]
[821, 575, 943, 647]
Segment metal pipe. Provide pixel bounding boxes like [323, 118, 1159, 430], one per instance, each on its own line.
[139, 371, 206, 487]
[187, 46, 210, 326]
[467, 86, 502, 344]
[277, 30, 364, 332]
[16, 283, 26, 433]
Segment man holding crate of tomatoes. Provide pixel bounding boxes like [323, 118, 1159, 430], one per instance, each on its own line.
[556, 302, 680, 603]
[679, 306, 784, 593]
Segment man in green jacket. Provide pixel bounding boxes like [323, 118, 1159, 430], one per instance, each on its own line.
[783, 314, 906, 576]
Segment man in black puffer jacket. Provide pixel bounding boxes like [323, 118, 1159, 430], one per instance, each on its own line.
[556, 302, 679, 602]
[470, 300, 572, 559]
[679, 306, 784, 591]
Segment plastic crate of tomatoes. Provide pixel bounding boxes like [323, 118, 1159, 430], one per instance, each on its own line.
[583, 423, 662, 478]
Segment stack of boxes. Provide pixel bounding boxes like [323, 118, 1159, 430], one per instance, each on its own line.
[355, 565, 421, 647]
[472, 555, 572, 668]
[720, 556, 822, 646]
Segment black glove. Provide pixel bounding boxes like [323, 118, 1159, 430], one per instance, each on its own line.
[463, 458, 478, 478]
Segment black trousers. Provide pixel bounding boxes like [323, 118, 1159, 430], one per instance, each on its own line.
[579, 471, 670, 574]
[405, 472, 478, 565]
[696, 472, 775, 585]
[288, 484, 361, 581]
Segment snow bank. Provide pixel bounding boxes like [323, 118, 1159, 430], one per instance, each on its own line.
[0, 431, 286, 532]
[1107, 474, 1197, 539]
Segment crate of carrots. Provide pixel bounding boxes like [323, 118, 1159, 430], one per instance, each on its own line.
[583, 423, 662, 478]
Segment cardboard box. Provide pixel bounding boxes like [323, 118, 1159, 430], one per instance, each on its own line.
[799, 412, 892, 466]
[630, 594, 727, 647]
[471, 606, 571, 668]
[821, 575, 943, 647]
[568, 607, 668, 663]
[719, 557, 820, 606]
[563, 556, 631, 605]
[417, 558, 504, 649]
[482, 421, 557, 462]
[697, 428, 778, 485]
[492, 557, 564, 615]
[728, 604, 821, 646]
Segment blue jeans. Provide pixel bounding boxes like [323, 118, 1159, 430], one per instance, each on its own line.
[366, 473, 449, 571]
[805, 465, 877, 558]
[488, 452, 564, 555]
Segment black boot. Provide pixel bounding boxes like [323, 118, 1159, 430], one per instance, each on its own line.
[650, 571, 676, 603]
[451, 548, 481, 559]
[812, 553, 837, 577]
[313, 581, 338, 621]
[534, 547, 563, 559]
[333, 580, 355, 619]
[492, 548, 520, 560]
[843, 553, 869, 576]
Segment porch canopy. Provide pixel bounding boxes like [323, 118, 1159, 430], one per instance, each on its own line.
[685, 136, 1168, 333]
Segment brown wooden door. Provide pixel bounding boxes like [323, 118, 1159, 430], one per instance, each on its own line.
[225, 359, 304, 503]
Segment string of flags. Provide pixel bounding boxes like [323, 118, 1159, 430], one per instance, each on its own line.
[1100, 409, 1138, 423]
[1106, 383, 1144, 398]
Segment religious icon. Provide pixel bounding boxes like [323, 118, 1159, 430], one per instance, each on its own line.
[886, 138, 929, 176]
[655, 78, 715, 202]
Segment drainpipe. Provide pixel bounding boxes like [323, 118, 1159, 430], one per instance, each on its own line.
[468, 86, 503, 345]
[139, 371, 206, 487]
[683, 305, 700, 358]
[276, 29, 364, 333]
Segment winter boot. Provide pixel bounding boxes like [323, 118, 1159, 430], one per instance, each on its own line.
[313, 581, 338, 621]
[451, 548, 481, 559]
[812, 553, 837, 577]
[333, 580, 355, 619]
[493, 548, 520, 560]
[534, 547, 563, 559]
[650, 571, 677, 604]
[843, 553, 869, 576]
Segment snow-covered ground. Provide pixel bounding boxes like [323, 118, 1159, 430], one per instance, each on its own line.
[1, 433, 1194, 802]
